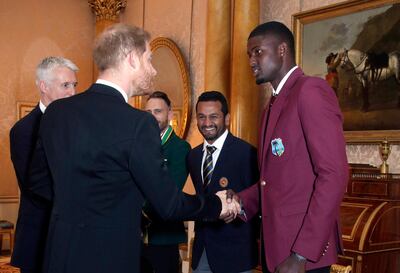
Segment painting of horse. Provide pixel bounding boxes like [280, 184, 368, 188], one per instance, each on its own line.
[334, 49, 400, 112]
[294, 0, 400, 135]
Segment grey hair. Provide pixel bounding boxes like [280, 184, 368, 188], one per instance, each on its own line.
[35, 56, 79, 85]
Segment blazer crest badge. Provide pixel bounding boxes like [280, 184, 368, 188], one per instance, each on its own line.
[271, 138, 285, 157]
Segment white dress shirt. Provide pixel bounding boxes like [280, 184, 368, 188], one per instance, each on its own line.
[272, 65, 298, 96]
[39, 101, 46, 113]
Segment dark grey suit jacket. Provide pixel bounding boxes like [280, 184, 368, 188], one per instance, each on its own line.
[28, 84, 221, 273]
[10, 105, 51, 272]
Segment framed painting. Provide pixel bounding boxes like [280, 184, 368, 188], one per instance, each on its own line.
[17, 101, 36, 120]
[293, 0, 400, 143]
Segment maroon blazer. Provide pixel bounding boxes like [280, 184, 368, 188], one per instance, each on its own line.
[238, 68, 348, 272]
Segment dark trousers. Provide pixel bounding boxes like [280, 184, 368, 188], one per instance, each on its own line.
[141, 244, 180, 273]
[20, 269, 39, 273]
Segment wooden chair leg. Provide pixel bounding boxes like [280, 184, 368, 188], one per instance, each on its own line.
[9, 230, 14, 253]
[0, 234, 3, 254]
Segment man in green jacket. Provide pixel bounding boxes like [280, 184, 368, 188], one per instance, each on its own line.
[141, 91, 191, 273]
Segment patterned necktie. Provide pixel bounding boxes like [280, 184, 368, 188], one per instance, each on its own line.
[203, 145, 216, 187]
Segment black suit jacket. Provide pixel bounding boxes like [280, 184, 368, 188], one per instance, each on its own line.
[28, 84, 221, 273]
[187, 133, 259, 273]
[10, 105, 51, 271]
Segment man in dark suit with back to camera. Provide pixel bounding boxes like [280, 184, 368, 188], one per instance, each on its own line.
[28, 24, 237, 273]
[141, 91, 191, 273]
[188, 91, 259, 273]
[10, 56, 78, 273]
[225, 21, 348, 273]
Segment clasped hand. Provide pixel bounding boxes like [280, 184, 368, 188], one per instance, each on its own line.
[215, 189, 241, 223]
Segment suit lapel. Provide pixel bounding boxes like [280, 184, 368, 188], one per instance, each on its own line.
[258, 105, 269, 169]
[261, 68, 304, 166]
[191, 146, 204, 193]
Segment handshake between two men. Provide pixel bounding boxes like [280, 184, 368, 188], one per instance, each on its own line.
[216, 189, 241, 223]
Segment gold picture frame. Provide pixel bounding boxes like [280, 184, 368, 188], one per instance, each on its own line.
[17, 101, 36, 120]
[293, 0, 400, 143]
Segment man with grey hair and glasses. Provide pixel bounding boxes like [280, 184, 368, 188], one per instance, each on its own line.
[10, 56, 78, 273]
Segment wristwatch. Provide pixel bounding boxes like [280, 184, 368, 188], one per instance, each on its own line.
[293, 252, 307, 262]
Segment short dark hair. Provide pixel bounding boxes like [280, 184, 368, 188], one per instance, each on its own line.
[248, 21, 295, 58]
[196, 91, 228, 116]
[147, 91, 171, 108]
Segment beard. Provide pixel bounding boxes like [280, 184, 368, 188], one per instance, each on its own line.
[200, 125, 223, 142]
[130, 70, 154, 96]
[256, 76, 268, 85]
[158, 119, 169, 133]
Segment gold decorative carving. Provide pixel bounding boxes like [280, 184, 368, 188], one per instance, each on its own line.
[337, 255, 354, 273]
[88, 0, 126, 21]
[330, 264, 352, 273]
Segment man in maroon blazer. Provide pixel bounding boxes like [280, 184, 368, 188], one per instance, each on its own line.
[233, 21, 348, 273]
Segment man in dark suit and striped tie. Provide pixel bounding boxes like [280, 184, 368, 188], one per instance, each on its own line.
[187, 91, 259, 273]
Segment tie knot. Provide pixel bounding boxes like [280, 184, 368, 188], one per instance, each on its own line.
[206, 146, 216, 154]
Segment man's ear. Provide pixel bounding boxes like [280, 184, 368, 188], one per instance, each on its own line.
[225, 113, 230, 127]
[128, 51, 141, 71]
[278, 43, 287, 57]
[168, 108, 173, 123]
[39, 80, 48, 94]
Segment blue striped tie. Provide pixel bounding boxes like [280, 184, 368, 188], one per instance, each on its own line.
[203, 146, 216, 188]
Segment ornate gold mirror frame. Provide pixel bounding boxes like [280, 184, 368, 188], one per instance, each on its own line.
[148, 37, 191, 139]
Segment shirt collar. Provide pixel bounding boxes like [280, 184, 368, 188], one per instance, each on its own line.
[96, 79, 128, 102]
[202, 129, 228, 152]
[272, 65, 298, 96]
[39, 101, 46, 113]
[161, 126, 173, 145]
